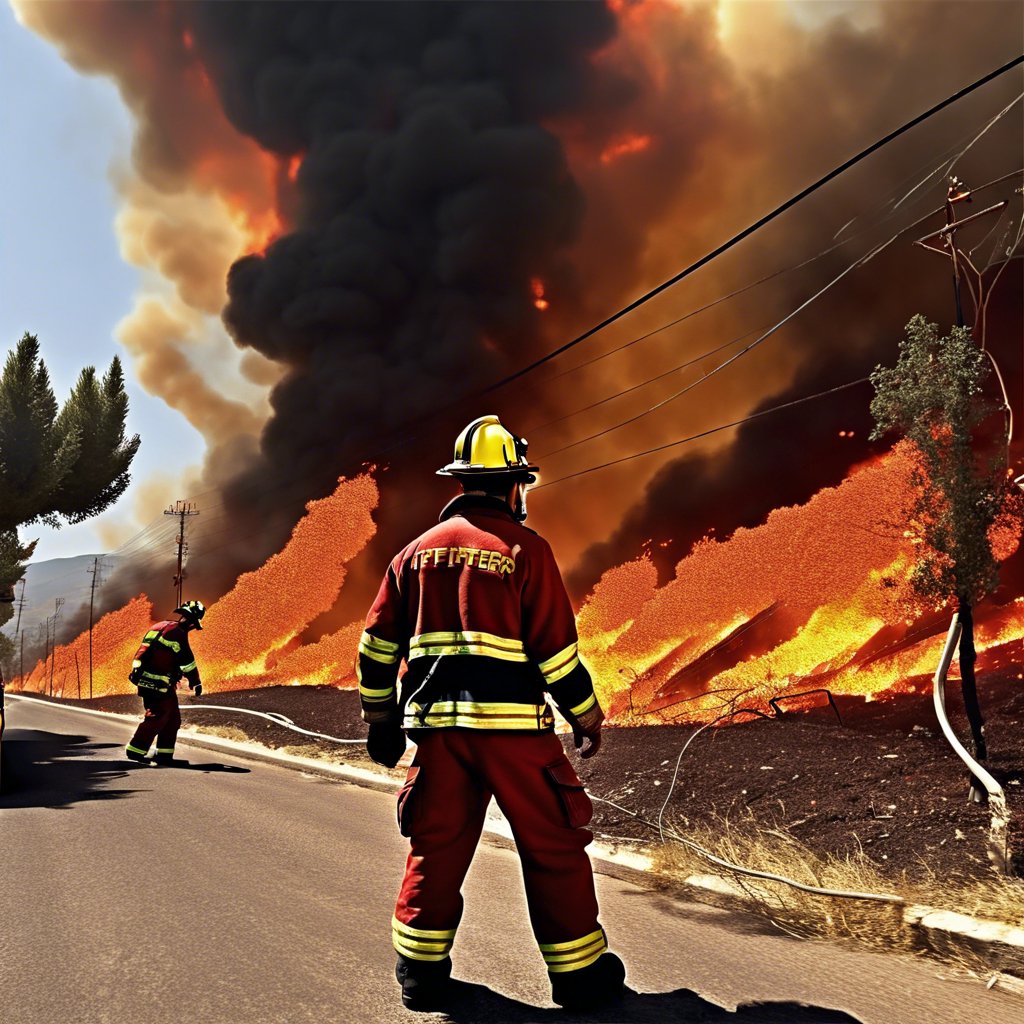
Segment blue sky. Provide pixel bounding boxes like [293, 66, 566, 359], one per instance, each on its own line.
[0, 5, 205, 561]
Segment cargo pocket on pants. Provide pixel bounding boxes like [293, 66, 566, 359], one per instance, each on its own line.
[544, 760, 593, 829]
[396, 765, 421, 838]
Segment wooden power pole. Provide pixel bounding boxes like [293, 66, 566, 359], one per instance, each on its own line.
[913, 177, 1013, 802]
[48, 597, 64, 697]
[87, 557, 106, 700]
[164, 501, 200, 607]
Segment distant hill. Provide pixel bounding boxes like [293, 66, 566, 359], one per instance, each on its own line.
[2, 555, 119, 642]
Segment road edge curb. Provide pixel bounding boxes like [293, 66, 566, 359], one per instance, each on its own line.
[7, 692, 1023, 991]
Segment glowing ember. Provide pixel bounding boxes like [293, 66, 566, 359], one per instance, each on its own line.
[600, 133, 652, 165]
[286, 154, 303, 183]
[531, 278, 550, 311]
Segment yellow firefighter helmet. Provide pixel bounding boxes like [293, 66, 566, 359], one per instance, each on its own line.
[437, 415, 538, 480]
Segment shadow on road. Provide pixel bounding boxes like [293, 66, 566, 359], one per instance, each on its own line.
[438, 981, 860, 1023]
[153, 761, 251, 773]
[0, 732, 250, 806]
[0, 729, 140, 808]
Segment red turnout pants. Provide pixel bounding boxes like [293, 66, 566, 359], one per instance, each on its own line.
[392, 730, 607, 974]
[127, 691, 181, 757]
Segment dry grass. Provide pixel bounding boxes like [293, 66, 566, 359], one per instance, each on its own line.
[651, 814, 912, 949]
[650, 812, 1024, 957]
[187, 724, 250, 744]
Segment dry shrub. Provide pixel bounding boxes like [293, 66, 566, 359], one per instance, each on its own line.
[651, 811, 1024, 971]
[654, 813, 910, 950]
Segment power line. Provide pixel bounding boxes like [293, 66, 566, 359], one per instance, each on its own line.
[44, 65, 1021, 577]
[534, 377, 872, 489]
[537, 228, 898, 460]
[532, 161, 1023, 463]
[170, 61, 1024, 527]
[537, 122, 1013, 393]
[474, 54, 1024, 398]
[523, 326, 765, 436]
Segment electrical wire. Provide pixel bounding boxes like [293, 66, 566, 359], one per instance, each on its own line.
[536, 195, 953, 463]
[540, 122, 1015, 394]
[474, 55, 1024, 398]
[523, 326, 765, 435]
[173, 57, 1024, 518]
[534, 379, 870, 489]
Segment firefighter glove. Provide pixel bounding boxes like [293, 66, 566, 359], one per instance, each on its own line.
[570, 705, 604, 759]
[368, 721, 406, 768]
[191, 683, 203, 697]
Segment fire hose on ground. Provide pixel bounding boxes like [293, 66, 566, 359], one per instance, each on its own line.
[931, 615, 1010, 873]
[178, 704, 367, 745]
[180, 702, 907, 905]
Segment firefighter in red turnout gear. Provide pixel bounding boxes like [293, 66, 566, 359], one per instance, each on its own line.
[125, 600, 205, 765]
[358, 416, 625, 1012]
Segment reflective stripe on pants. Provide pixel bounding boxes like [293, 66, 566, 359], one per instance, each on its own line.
[128, 691, 181, 756]
[393, 730, 603, 969]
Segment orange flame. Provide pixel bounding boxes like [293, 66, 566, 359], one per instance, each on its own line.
[11, 451, 1023, 727]
[531, 278, 550, 311]
[11, 475, 379, 698]
[15, 596, 155, 698]
[286, 154, 303, 183]
[578, 444, 1024, 724]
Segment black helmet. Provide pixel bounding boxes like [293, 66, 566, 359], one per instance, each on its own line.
[174, 599, 206, 629]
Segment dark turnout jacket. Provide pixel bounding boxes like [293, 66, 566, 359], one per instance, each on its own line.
[130, 620, 201, 694]
[357, 494, 598, 731]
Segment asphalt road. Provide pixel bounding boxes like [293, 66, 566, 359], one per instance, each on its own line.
[1, 697, 1020, 1024]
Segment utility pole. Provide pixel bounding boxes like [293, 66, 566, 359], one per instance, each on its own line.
[87, 557, 106, 700]
[49, 597, 64, 697]
[913, 176, 1008, 338]
[164, 501, 200, 607]
[913, 178, 1011, 802]
[14, 576, 26, 636]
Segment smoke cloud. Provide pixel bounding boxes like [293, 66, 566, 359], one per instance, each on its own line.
[15, 0, 1023, 630]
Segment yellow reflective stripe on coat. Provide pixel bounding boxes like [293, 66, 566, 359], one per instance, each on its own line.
[539, 929, 607, 972]
[569, 692, 597, 717]
[179, 659, 197, 673]
[358, 683, 394, 703]
[359, 631, 400, 665]
[404, 700, 554, 730]
[408, 630, 527, 662]
[392, 917, 456, 961]
[538, 642, 579, 683]
[155, 635, 181, 654]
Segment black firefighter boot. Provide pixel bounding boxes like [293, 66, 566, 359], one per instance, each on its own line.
[550, 952, 626, 1011]
[395, 954, 453, 1011]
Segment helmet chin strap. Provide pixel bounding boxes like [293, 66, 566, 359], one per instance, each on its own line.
[512, 482, 528, 523]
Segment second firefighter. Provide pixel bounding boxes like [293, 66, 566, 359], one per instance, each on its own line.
[125, 599, 205, 765]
